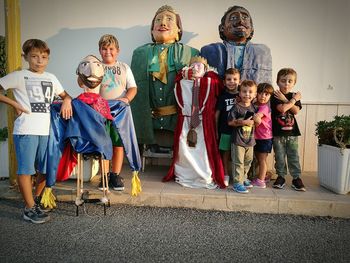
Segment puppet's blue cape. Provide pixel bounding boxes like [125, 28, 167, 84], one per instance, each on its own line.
[46, 99, 141, 187]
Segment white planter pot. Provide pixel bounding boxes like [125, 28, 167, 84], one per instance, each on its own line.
[317, 144, 350, 194]
[0, 140, 9, 177]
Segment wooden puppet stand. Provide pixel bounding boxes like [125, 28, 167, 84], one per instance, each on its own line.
[75, 153, 110, 216]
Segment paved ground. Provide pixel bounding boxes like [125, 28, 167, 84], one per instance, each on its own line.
[0, 199, 349, 263]
[1, 165, 350, 218]
[1, 165, 350, 262]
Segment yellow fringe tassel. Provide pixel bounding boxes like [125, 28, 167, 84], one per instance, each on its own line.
[131, 171, 142, 196]
[41, 187, 57, 209]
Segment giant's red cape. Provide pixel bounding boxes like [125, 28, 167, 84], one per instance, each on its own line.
[163, 71, 225, 188]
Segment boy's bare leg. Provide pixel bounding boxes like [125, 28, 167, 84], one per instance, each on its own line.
[221, 150, 230, 176]
[112, 146, 124, 174]
[34, 173, 46, 197]
[105, 146, 125, 191]
[17, 175, 35, 208]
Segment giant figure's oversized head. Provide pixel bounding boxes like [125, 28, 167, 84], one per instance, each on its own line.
[76, 55, 105, 92]
[219, 5, 254, 43]
[151, 5, 183, 43]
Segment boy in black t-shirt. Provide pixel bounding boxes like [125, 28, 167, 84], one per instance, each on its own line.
[215, 68, 240, 186]
[271, 68, 305, 191]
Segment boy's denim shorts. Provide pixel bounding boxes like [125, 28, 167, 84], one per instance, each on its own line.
[13, 135, 49, 175]
[254, 139, 273, 153]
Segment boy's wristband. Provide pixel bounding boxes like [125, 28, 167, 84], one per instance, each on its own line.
[290, 98, 296, 104]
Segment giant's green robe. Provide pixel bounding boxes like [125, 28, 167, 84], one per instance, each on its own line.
[131, 42, 199, 144]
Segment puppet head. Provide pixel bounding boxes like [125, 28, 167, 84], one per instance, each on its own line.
[182, 56, 208, 80]
[76, 55, 104, 92]
[151, 5, 183, 43]
[219, 5, 254, 43]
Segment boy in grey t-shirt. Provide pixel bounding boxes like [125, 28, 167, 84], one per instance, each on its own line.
[228, 80, 260, 194]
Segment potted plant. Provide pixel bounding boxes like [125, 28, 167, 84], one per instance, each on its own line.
[0, 35, 6, 77]
[0, 127, 8, 142]
[315, 115, 350, 194]
[0, 36, 8, 178]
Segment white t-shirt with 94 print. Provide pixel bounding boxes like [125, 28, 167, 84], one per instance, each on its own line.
[0, 69, 64, 135]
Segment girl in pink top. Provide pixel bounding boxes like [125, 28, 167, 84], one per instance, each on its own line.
[252, 83, 274, 188]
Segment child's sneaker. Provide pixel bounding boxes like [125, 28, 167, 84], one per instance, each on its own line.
[292, 177, 306, 192]
[233, 183, 249, 194]
[34, 204, 50, 219]
[109, 173, 125, 191]
[34, 196, 52, 212]
[243, 180, 253, 189]
[98, 177, 108, 191]
[251, 178, 266, 188]
[265, 172, 272, 183]
[23, 206, 50, 224]
[224, 175, 230, 187]
[273, 176, 286, 189]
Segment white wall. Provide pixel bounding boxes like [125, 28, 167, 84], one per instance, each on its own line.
[1, 0, 350, 103]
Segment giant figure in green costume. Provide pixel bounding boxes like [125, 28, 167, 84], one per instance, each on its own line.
[131, 5, 199, 148]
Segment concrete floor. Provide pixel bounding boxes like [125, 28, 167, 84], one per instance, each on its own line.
[1, 164, 349, 218]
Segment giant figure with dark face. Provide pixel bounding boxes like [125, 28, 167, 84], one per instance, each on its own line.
[131, 5, 199, 147]
[201, 6, 272, 84]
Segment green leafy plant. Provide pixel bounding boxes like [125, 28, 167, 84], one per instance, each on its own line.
[0, 36, 8, 142]
[315, 115, 350, 149]
[0, 127, 8, 142]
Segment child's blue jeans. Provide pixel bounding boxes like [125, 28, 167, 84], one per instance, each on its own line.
[273, 136, 301, 179]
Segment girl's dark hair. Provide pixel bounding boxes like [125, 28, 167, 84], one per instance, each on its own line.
[257, 83, 274, 95]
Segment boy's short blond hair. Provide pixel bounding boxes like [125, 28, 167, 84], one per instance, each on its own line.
[277, 68, 297, 83]
[238, 79, 256, 92]
[98, 34, 119, 49]
[22, 39, 50, 56]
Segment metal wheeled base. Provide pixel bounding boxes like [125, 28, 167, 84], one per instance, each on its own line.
[75, 193, 111, 216]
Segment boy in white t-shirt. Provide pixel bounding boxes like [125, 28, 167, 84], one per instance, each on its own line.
[98, 34, 137, 191]
[0, 39, 72, 223]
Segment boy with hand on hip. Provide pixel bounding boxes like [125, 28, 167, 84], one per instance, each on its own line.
[271, 68, 305, 191]
[215, 68, 240, 186]
[0, 39, 72, 223]
[98, 34, 137, 191]
[228, 80, 260, 193]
